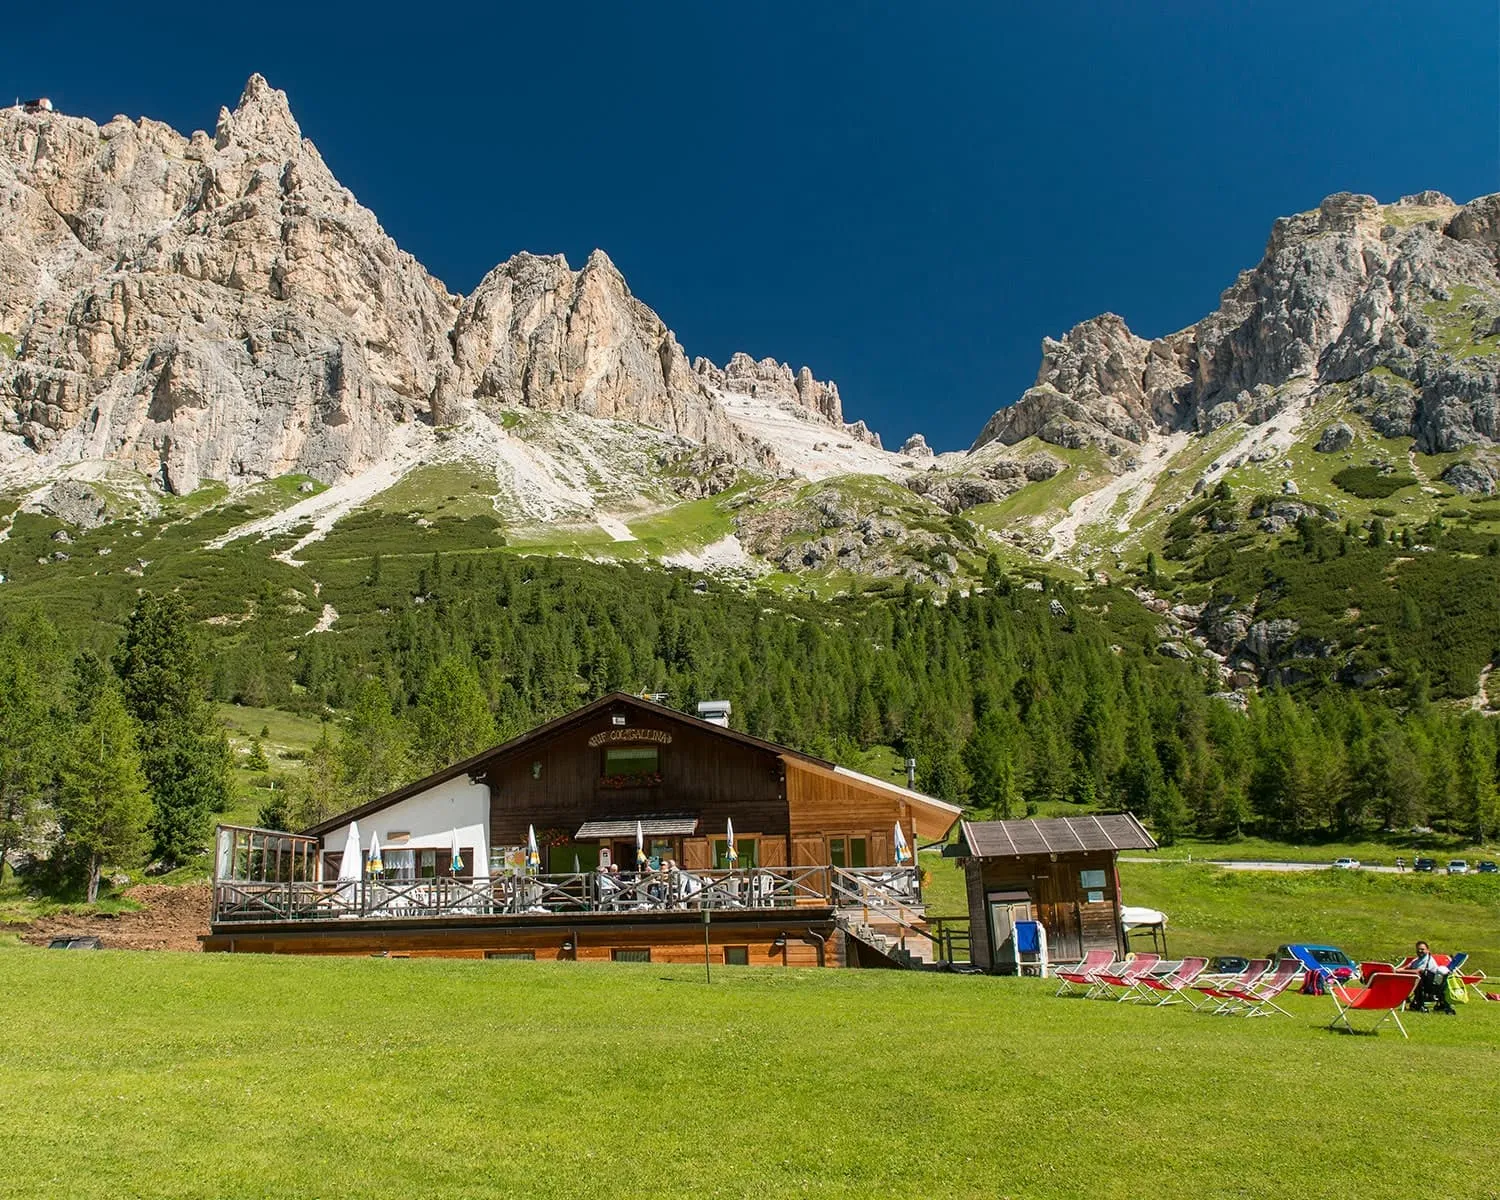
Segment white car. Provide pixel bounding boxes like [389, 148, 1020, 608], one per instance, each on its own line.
[1447, 860, 1470, 875]
[1333, 857, 1361, 870]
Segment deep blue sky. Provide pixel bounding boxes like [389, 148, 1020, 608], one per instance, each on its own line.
[6, 3, 1497, 450]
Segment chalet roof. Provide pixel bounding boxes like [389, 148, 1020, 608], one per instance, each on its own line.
[303, 692, 961, 840]
[576, 816, 700, 839]
[954, 814, 1156, 858]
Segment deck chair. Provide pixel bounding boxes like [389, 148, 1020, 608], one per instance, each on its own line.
[1328, 972, 1419, 1038]
[1133, 957, 1209, 1007]
[1054, 949, 1115, 997]
[1087, 953, 1161, 1000]
[1359, 961, 1396, 984]
[1223, 957, 1305, 1017]
[1192, 959, 1270, 1014]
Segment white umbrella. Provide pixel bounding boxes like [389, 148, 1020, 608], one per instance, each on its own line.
[893, 821, 912, 865]
[337, 822, 363, 881]
[725, 817, 738, 866]
[636, 820, 646, 866]
[367, 829, 383, 874]
[449, 828, 464, 875]
[526, 824, 541, 870]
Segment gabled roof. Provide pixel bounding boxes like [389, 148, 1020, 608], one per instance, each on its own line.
[953, 814, 1156, 858]
[309, 691, 962, 839]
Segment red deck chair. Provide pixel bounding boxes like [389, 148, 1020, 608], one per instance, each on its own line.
[1054, 949, 1115, 997]
[1222, 957, 1305, 1017]
[1087, 953, 1161, 1000]
[1359, 961, 1396, 984]
[1328, 971, 1419, 1038]
[1133, 957, 1209, 1007]
[1192, 958, 1269, 1014]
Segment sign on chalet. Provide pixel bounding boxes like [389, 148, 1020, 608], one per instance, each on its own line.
[207, 693, 963, 968]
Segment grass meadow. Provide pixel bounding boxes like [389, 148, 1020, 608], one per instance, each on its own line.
[2, 944, 1497, 1200]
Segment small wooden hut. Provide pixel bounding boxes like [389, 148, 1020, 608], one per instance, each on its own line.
[952, 815, 1157, 973]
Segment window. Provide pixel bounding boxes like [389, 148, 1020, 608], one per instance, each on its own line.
[485, 950, 536, 961]
[383, 849, 415, 881]
[713, 838, 758, 868]
[602, 746, 660, 782]
[828, 838, 867, 868]
[611, 948, 651, 963]
[1079, 868, 1107, 890]
[418, 849, 437, 880]
[724, 946, 750, 966]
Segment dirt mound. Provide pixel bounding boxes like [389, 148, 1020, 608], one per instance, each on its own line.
[21, 884, 211, 952]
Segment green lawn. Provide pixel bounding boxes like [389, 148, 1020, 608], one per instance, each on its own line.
[0, 945, 1495, 1199]
[1121, 862, 1500, 963]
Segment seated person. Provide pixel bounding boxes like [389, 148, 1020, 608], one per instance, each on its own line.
[1408, 940, 1456, 1014]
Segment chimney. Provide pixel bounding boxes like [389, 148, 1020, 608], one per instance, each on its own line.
[697, 700, 731, 728]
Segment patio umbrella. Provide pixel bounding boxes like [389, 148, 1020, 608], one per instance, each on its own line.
[893, 821, 912, 865]
[725, 817, 738, 866]
[636, 820, 646, 866]
[573, 854, 581, 875]
[337, 822, 363, 881]
[449, 828, 464, 875]
[526, 824, 541, 870]
[367, 829, 383, 875]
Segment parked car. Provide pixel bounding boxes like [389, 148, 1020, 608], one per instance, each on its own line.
[1447, 859, 1470, 875]
[1413, 857, 1437, 873]
[1273, 943, 1359, 982]
[1477, 861, 1499, 874]
[1332, 857, 1361, 870]
[1211, 955, 1250, 975]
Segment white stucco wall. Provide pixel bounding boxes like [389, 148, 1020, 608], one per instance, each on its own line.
[321, 774, 490, 878]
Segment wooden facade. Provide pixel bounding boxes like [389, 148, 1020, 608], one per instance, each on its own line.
[206, 694, 963, 967]
[953, 816, 1157, 973]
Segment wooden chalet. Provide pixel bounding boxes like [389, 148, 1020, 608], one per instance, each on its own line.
[204, 693, 963, 968]
[951, 815, 1157, 973]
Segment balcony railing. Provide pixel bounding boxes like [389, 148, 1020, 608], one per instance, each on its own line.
[211, 865, 921, 924]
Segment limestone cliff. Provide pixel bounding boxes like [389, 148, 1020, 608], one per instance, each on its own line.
[973, 191, 1500, 456]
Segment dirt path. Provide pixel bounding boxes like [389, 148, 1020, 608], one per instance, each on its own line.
[18, 884, 211, 952]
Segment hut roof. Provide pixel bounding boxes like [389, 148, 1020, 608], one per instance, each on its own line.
[954, 814, 1156, 858]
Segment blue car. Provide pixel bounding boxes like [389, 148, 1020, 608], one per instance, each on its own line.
[1273, 943, 1359, 982]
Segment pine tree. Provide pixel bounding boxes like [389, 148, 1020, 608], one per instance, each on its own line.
[288, 723, 347, 828]
[338, 678, 412, 800]
[57, 672, 151, 903]
[0, 650, 54, 879]
[113, 595, 231, 865]
[413, 656, 498, 773]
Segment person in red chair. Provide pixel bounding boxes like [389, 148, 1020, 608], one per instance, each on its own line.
[1409, 941, 1456, 1014]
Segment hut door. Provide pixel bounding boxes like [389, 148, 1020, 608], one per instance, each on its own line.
[985, 891, 1033, 973]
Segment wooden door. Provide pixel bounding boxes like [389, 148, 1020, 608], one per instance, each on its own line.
[682, 838, 711, 870]
[792, 835, 826, 903]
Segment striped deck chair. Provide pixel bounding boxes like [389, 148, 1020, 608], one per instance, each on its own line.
[1192, 959, 1270, 1014]
[1222, 957, 1305, 1017]
[1054, 949, 1115, 997]
[1086, 953, 1161, 1000]
[1133, 957, 1209, 1007]
[1329, 971, 1419, 1038]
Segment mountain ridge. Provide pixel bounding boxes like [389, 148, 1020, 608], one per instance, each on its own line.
[4, 76, 1500, 594]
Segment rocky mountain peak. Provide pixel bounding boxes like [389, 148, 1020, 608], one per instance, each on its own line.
[972, 189, 1500, 461]
[214, 73, 302, 154]
[0, 76, 884, 496]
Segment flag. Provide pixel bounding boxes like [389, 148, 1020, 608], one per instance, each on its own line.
[367, 829, 383, 874]
[725, 817, 738, 866]
[893, 821, 912, 865]
[526, 824, 541, 870]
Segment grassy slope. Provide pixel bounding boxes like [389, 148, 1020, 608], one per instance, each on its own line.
[1, 945, 1495, 1199]
[1120, 862, 1500, 962]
